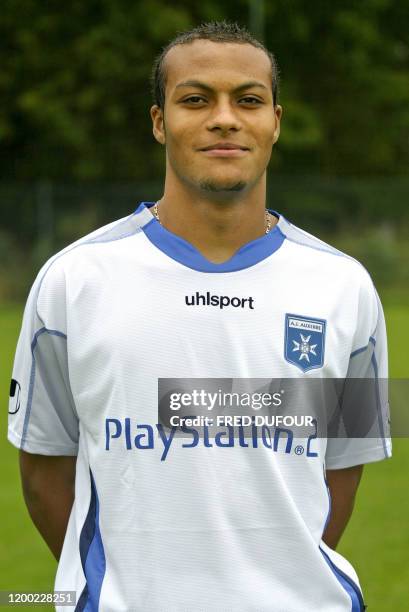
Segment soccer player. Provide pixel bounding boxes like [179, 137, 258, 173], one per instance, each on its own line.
[8, 21, 391, 612]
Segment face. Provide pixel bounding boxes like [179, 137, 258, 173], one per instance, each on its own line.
[151, 40, 282, 196]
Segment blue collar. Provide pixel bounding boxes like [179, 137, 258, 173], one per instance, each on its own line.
[135, 201, 286, 273]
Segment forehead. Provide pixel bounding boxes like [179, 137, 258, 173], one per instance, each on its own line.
[164, 40, 272, 93]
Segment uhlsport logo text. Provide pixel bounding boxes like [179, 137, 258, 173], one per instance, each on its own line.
[185, 291, 255, 309]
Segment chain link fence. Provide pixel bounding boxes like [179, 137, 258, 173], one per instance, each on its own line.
[1, 177, 408, 301]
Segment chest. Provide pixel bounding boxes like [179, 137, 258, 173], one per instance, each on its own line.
[65, 262, 356, 389]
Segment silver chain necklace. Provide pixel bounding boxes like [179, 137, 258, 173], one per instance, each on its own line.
[152, 201, 272, 234]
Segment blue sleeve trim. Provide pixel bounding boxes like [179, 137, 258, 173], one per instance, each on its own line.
[20, 328, 68, 449]
[350, 336, 376, 359]
[371, 352, 389, 458]
[322, 467, 332, 535]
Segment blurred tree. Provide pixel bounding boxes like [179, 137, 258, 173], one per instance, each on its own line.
[0, 0, 408, 180]
[0, 0, 192, 179]
[267, 0, 409, 174]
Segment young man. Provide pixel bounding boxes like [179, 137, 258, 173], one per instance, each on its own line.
[8, 21, 391, 612]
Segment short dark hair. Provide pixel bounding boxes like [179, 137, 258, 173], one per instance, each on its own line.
[150, 20, 280, 110]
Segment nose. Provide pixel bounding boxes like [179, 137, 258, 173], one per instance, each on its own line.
[205, 97, 241, 133]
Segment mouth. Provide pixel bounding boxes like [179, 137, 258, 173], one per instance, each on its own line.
[199, 143, 250, 158]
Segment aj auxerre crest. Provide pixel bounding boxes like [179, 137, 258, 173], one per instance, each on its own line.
[284, 314, 326, 372]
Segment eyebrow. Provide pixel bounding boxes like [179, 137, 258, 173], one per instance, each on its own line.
[175, 79, 269, 93]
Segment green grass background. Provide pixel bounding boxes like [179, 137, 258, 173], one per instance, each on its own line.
[0, 302, 408, 610]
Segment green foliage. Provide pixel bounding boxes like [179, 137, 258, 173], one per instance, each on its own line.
[331, 225, 405, 287]
[0, 1, 408, 179]
[0, 230, 32, 301]
[0, 0, 193, 179]
[0, 3, 408, 299]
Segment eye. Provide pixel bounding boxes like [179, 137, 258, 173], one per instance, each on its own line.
[240, 96, 263, 105]
[183, 96, 207, 104]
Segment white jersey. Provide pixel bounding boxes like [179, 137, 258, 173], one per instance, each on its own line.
[8, 202, 391, 612]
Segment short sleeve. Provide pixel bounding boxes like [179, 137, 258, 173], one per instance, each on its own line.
[325, 279, 392, 469]
[7, 260, 79, 456]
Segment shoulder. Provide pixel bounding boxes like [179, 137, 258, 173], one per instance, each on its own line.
[28, 210, 148, 324]
[277, 213, 381, 331]
[278, 214, 374, 285]
[40, 206, 151, 274]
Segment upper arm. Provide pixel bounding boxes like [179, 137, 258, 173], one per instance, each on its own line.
[325, 464, 364, 495]
[19, 450, 76, 496]
[8, 260, 79, 456]
[325, 274, 392, 470]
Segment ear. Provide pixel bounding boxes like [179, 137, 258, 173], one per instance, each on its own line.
[272, 104, 283, 144]
[150, 105, 166, 145]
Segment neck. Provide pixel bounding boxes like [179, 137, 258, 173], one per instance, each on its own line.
[154, 173, 275, 264]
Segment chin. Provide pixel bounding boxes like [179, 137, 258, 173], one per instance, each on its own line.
[198, 179, 248, 193]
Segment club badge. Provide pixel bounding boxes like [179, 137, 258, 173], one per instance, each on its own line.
[284, 314, 326, 372]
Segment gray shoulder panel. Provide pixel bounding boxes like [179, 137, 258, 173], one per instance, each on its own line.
[277, 215, 347, 259]
[86, 206, 153, 244]
[21, 329, 79, 451]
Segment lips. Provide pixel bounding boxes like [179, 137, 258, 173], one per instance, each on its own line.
[200, 142, 249, 151]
